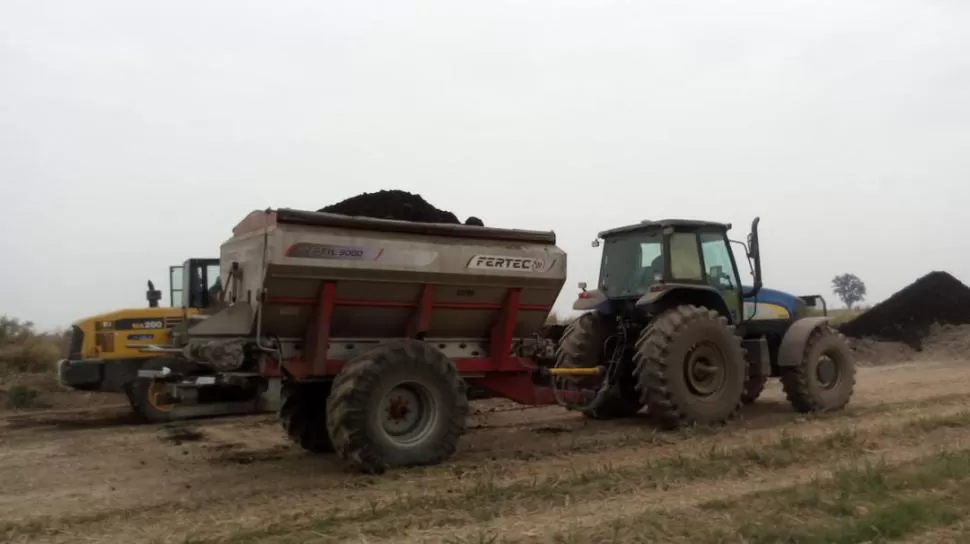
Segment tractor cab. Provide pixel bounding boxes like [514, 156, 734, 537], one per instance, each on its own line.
[167, 258, 221, 309]
[576, 217, 763, 325]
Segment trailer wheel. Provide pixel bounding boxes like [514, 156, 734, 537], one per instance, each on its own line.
[326, 340, 468, 474]
[741, 374, 767, 405]
[279, 381, 334, 453]
[633, 305, 745, 429]
[555, 312, 642, 419]
[781, 326, 855, 413]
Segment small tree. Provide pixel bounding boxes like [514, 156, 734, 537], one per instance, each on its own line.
[831, 273, 867, 309]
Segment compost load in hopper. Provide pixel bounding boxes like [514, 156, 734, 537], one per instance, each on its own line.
[319, 189, 484, 225]
[837, 271, 970, 350]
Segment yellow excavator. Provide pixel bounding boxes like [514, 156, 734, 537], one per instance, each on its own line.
[57, 258, 269, 422]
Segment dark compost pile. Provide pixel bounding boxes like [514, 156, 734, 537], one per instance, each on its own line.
[838, 271, 970, 350]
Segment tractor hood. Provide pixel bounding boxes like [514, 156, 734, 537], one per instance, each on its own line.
[742, 286, 808, 320]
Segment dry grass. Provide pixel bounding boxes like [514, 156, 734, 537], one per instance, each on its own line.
[562, 448, 970, 544]
[3, 360, 968, 544]
[2, 314, 970, 543]
[0, 316, 67, 374]
[178, 408, 970, 543]
[0, 316, 69, 410]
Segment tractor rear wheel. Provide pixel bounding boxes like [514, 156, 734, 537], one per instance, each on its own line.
[741, 374, 767, 404]
[781, 326, 856, 413]
[633, 305, 745, 429]
[279, 380, 334, 453]
[555, 312, 643, 419]
[326, 340, 468, 474]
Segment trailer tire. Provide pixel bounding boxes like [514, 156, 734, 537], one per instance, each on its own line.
[741, 374, 767, 405]
[633, 305, 745, 429]
[781, 326, 855, 413]
[326, 340, 468, 474]
[279, 381, 334, 453]
[555, 312, 642, 419]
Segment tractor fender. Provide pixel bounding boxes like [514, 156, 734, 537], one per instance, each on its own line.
[777, 316, 830, 367]
[572, 289, 611, 312]
[635, 285, 733, 323]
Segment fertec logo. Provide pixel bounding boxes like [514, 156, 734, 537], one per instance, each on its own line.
[466, 254, 550, 272]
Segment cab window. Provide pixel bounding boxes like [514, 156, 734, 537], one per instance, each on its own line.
[700, 232, 740, 290]
[668, 232, 703, 281]
[170, 266, 184, 308]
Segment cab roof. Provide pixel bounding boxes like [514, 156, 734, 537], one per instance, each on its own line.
[598, 218, 732, 239]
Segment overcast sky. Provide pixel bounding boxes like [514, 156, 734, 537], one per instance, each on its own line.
[1, 0, 968, 330]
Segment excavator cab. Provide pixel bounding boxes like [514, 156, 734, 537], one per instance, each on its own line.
[167, 258, 221, 309]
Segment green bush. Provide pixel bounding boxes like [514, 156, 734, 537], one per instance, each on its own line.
[5, 385, 40, 409]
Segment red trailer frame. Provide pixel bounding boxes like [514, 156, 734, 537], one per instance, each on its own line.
[259, 282, 586, 407]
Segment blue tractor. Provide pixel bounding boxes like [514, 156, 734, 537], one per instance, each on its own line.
[554, 217, 855, 428]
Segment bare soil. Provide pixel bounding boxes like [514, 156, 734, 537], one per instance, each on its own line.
[3, 356, 970, 543]
[0, 372, 125, 414]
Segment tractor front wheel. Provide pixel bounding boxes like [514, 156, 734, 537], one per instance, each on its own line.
[633, 305, 745, 429]
[781, 326, 856, 413]
[326, 340, 468, 474]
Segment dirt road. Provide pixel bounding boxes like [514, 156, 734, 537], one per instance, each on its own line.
[3, 358, 970, 543]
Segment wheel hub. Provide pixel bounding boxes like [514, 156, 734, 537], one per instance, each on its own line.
[379, 382, 437, 446]
[816, 355, 839, 389]
[685, 343, 726, 397]
[147, 380, 175, 412]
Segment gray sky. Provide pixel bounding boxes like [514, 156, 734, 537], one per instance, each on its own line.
[1, 0, 968, 330]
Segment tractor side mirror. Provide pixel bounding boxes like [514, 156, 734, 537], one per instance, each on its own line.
[748, 217, 761, 254]
[743, 217, 763, 299]
[578, 281, 588, 292]
[591, 239, 601, 248]
[709, 265, 724, 283]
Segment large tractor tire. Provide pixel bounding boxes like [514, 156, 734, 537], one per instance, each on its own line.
[741, 374, 767, 405]
[326, 339, 468, 474]
[633, 305, 745, 430]
[781, 325, 856, 413]
[555, 312, 643, 419]
[279, 380, 334, 453]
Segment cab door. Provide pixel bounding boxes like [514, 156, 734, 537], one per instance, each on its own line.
[699, 232, 742, 323]
[169, 265, 185, 308]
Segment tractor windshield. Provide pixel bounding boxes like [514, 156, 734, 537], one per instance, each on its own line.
[598, 230, 663, 297]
